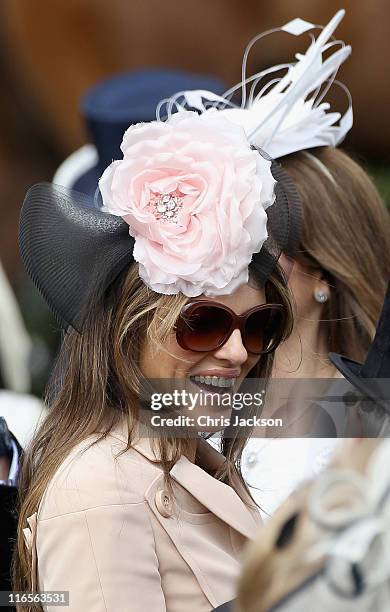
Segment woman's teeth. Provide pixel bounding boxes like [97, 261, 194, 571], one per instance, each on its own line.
[191, 375, 235, 388]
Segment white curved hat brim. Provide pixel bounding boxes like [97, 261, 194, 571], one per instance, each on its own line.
[52, 144, 98, 190]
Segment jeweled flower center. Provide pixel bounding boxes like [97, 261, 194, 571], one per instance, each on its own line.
[149, 190, 184, 224]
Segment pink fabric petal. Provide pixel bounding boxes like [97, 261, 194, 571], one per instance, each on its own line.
[100, 110, 276, 296]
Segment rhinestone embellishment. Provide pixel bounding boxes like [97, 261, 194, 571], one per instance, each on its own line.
[150, 191, 184, 224]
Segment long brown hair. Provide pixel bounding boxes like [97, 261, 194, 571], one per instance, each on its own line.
[13, 260, 293, 607]
[280, 147, 390, 362]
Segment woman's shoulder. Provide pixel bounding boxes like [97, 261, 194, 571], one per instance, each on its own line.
[38, 426, 161, 520]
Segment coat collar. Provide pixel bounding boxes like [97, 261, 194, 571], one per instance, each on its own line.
[170, 453, 261, 539]
[109, 421, 261, 539]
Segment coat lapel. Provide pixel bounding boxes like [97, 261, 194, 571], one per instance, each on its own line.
[170, 454, 261, 539]
[109, 422, 261, 539]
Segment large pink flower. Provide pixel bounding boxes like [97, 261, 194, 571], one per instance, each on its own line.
[99, 110, 276, 296]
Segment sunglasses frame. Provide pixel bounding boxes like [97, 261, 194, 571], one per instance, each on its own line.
[175, 300, 287, 355]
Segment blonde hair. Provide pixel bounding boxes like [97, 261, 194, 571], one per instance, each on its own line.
[281, 147, 390, 362]
[13, 260, 293, 610]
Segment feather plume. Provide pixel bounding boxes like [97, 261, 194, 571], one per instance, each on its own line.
[159, 10, 353, 159]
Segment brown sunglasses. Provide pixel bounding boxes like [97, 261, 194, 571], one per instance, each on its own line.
[175, 300, 287, 354]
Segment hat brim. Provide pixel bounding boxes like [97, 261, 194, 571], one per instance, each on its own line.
[329, 352, 390, 411]
[19, 183, 135, 331]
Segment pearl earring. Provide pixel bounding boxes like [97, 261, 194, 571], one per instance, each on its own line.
[314, 290, 328, 303]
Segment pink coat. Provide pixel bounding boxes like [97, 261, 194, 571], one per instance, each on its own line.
[23, 421, 261, 611]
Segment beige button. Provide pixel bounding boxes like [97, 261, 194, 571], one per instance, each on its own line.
[155, 489, 173, 517]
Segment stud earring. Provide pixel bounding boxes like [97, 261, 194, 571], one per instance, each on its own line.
[314, 291, 328, 303]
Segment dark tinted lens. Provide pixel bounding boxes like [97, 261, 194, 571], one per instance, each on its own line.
[244, 307, 285, 354]
[179, 305, 232, 351]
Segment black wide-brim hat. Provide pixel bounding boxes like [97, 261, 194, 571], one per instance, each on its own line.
[329, 277, 390, 412]
[328, 353, 390, 411]
[19, 155, 302, 333]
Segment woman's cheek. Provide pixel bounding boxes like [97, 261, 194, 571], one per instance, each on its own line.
[140, 334, 202, 379]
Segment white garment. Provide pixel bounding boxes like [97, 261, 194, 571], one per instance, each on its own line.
[0, 390, 46, 448]
[243, 438, 341, 519]
[0, 261, 32, 392]
[242, 377, 355, 518]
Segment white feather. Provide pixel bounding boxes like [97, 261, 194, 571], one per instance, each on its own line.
[162, 10, 353, 159]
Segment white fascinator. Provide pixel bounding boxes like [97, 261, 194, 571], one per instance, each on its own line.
[159, 9, 353, 159]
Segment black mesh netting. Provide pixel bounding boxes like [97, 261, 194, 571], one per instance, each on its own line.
[251, 147, 302, 284]
[19, 183, 134, 331]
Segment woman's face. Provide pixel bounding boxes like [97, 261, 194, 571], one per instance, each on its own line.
[140, 282, 266, 391]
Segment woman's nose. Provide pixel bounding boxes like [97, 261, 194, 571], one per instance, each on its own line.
[213, 329, 248, 365]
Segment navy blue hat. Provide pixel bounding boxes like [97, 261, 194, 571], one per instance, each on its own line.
[53, 68, 228, 196]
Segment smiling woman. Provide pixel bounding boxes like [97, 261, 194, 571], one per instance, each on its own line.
[14, 104, 298, 610]
[14, 265, 292, 612]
